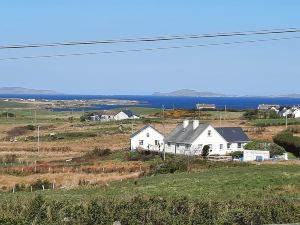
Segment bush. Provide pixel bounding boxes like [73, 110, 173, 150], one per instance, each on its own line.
[0, 112, 15, 118]
[201, 145, 210, 158]
[126, 149, 158, 161]
[31, 179, 51, 191]
[273, 132, 300, 157]
[230, 151, 243, 159]
[151, 156, 188, 174]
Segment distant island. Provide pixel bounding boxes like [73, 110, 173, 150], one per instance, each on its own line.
[153, 89, 228, 97]
[0, 87, 60, 95]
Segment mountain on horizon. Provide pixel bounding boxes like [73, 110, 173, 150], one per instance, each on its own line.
[153, 89, 227, 97]
[0, 87, 60, 95]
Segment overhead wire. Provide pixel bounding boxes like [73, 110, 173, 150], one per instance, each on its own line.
[0, 27, 300, 50]
[0, 35, 299, 61]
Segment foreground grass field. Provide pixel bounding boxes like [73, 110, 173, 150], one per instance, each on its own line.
[1, 163, 299, 202]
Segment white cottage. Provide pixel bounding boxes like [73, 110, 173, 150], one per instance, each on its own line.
[114, 110, 140, 121]
[165, 120, 250, 156]
[130, 125, 164, 151]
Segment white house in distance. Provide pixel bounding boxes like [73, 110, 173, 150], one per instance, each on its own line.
[130, 125, 164, 151]
[164, 120, 250, 155]
[114, 110, 140, 120]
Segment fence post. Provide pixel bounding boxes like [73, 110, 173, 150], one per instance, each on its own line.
[42, 185, 45, 191]
[12, 187, 15, 193]
[30, 186, 32, 192]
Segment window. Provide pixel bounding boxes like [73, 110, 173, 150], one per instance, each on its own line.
[139, 140, 144, 146]
[220, 144, 223, 150]
[146, 132, 150, 137]
[167, 142, 171, 147]
[176, 143, 180, 148]
[227, 143, 232, 149]
[238, 143, 242, 149]
[155, 140, 159, 145]
[208, 130, 212, 137]
[185, 144, 190, 149]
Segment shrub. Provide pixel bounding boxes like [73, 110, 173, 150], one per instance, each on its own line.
[201, 145, 210, 158]
[31, 179, 51, 191]
[151, 156, 188, 174]
[0, 112, 15, 118]
[273, 132, 300, 157]
[230, 151, 243, 159]
[126, 149, 158, 161]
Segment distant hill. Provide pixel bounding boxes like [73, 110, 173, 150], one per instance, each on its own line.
[0, 87, 60, 95]
[153, 89, 227, 97]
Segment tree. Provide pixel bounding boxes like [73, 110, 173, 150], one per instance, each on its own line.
[201, 145, 210, 158]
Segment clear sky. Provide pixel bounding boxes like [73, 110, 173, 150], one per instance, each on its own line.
[1, 1, 300, 95]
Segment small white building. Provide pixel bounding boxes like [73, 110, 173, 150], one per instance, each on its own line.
[130, 125, 164, 151]
[114, 110, 140, 121]
[292, 108, 300, 118]
[279, 107, 293, 117]
[243, 150, 270, 162]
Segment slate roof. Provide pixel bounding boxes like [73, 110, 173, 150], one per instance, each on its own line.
[215, 127, 250, 143]
[165, 123, 209, 144]
[122, 110, 138, 117]
[131, 125, 163, 138]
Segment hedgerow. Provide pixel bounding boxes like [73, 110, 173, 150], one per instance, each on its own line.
[0, 195, 299, 225]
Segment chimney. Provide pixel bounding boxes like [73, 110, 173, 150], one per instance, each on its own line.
[193, 120, 199, 129]
[183, 120, 189, 128]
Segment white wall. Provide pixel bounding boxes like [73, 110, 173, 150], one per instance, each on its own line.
[131, 127, 164, 151]
[243, 150, 270, 161]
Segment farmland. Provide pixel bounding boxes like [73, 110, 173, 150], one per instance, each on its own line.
[0, 102, 299, 224]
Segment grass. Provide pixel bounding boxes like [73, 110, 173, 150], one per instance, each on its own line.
[1, 163, 299, 203]
[253, 118, 300, 127]
[288, 152, 298, 160]
[0, 101, 30, 109]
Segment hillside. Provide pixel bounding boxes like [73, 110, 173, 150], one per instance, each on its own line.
[153, 89, 227, 97]
[0, 87, 59, 95]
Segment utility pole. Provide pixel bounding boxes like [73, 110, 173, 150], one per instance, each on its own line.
[219, 111, 222, 127]
[37, 125, 40, 152]
[162, 105, 166, 161]
[286, 113, 288, 129]
[224, 105, 227, 121]
[34, 110, 37, 125]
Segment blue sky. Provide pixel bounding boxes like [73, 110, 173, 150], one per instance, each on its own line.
[1, 1, 300, 95]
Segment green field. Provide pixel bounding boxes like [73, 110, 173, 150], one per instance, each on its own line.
[1, 163, 299, 202]
[253, 118, 300, 127]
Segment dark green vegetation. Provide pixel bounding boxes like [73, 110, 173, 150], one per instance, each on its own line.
[243, 109, 280, 120]
[245, 141, 286, 157]
[273, 132, 300, 157]
[0, 195, 299, 225]
[0, 163, 299, 224]
[252, 118, 300, 127]
[0, 101, 30, 109]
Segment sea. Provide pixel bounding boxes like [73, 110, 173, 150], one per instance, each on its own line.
[1, 94, 300, 111]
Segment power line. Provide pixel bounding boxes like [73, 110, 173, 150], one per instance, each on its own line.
[1, 28, 300, 50]
[0, 35, 299, 61]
